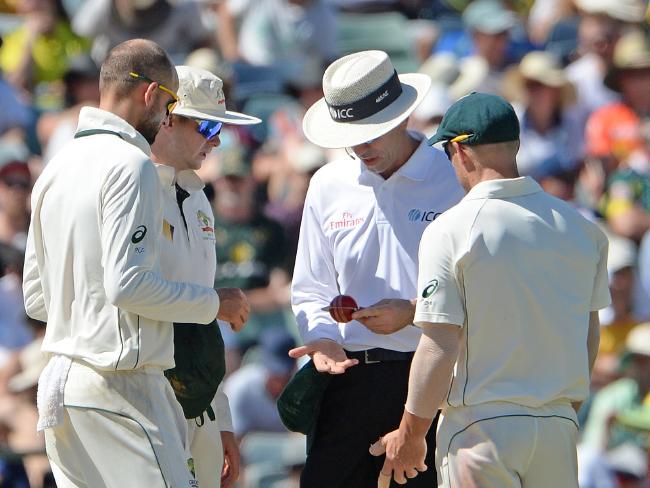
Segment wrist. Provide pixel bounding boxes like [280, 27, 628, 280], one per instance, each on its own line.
[400, 408, 432, 439]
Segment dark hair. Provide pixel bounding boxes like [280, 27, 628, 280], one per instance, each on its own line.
[99, 39, 174, 98]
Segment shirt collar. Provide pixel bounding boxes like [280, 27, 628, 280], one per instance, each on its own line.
[155, 165, 205, 193]
[76, 106, 151, 156]
[177, 169, 205, 192]
[359, 131, 431, 183]
[463, 176, 543, 201]
[394, 133, 432, 182]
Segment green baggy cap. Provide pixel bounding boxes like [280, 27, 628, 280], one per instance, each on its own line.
[277, 360, 331, 436]
[428, 92, 520, 146]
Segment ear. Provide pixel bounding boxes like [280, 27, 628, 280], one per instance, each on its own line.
[142, 82, 159, 108]
[454, 142, 475, 171]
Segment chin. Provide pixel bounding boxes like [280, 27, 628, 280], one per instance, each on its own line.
[190, 157, 205, 170]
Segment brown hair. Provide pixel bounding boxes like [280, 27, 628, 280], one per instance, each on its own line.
[99, 39, 174, 98]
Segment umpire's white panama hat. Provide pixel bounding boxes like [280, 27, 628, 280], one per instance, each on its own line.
[302, 50, 431, 149]
[172, 65, 261, 125]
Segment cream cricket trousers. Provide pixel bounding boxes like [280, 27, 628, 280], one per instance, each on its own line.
[44, 361, 197, 488]
[436, 402, 579, 488]
[187, 396, 224, 488]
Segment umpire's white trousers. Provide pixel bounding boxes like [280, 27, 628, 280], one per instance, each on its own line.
[436, 401, 579, 488]
[44, 361, 197, 488]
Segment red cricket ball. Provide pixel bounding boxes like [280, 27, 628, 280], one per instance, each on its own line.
[328, 295, 359, 323]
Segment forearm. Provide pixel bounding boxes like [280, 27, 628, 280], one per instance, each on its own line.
[575, 312, 601, 413]
[215, 2, 240, 61]
[587, 311, 600, 376]
[405, 324, 460, 420]
[9, 37, 37, 93]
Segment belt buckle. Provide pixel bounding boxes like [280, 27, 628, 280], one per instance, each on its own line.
[364, 350, 380, 364]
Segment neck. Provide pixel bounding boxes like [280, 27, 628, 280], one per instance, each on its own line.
[150, 140, 187, 174]
[470, 163, 520, 188]
[99, 95, 141, 131]
[380, 132, 419, 179]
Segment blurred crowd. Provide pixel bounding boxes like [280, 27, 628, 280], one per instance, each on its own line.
[0, 0, 649, 486]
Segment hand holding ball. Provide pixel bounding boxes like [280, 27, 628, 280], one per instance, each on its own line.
[326, 295, 359, 323]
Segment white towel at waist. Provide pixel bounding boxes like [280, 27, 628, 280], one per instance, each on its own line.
[37, 355, 72, 431]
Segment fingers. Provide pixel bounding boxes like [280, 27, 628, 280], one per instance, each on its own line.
[351, 306, 383, 320]
[288, 345, 314, 359]
[369, 437, 386, 456]
[405, 467, 422, 478]
[229, 318, 244, 332]
[393, 469, 407, 485]
[330, 358, 359, 374]
[361, 319, 395, 335]
[377, 471, 391, 488]
[313, 357, 358, 374]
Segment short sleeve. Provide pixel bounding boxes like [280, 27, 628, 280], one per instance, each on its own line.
[414, 222, 465, 328]
[591, 232, 611, 311]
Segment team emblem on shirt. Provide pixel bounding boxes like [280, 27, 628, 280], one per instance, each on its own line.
[196, 210, 215, 240]
[187, 457, 198, 487]
[422, 279, 439, 298]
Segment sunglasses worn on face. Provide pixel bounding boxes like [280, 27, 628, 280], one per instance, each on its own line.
[129, 72, 179, 114]
[442, 134, 473, 160]
[193, 119, 223, 141]
[442, 141, 451, 160]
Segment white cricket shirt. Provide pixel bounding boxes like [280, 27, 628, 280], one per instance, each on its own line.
[156, 165, 232, 431]
[157, 167, 216, 287]
[23, 107, 220, 371]
[292, 134, 464, 351]
[415, 176, 611, 407]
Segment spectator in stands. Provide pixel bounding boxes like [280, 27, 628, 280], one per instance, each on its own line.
[72, 0, 214, 63]
[37, 53, 100, 163]
[566, 0, 646, 113]
[0, 0, 89, 104]
[223, 328, 296, 439]
[634, 231, 650, 321]
[591, 32, 650, 242]
[0, 243, 32, 372]
[460, 0, 518, 95]
[593, 233, 639, 388]
[582, 323, 650, 451]
[215, 0, 336, 84]
[506, 50, 585, 178]
[0, 158, 31, 250]
[1, 317, 50, 487]
[211, 149, 292, 371]
[0, 37, 31, 135]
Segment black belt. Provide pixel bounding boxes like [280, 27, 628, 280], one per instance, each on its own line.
[345, 348, 414, 364]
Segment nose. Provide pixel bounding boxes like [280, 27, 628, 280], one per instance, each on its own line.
[208, 135, 221, 148]
[350, 142, 371, 157]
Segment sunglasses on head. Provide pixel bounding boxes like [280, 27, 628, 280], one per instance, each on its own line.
[129, 72, 179, 114]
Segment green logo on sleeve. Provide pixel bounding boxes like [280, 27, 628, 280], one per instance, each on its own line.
[422, 279, 439, 298]
[131, 225, 147, 244]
